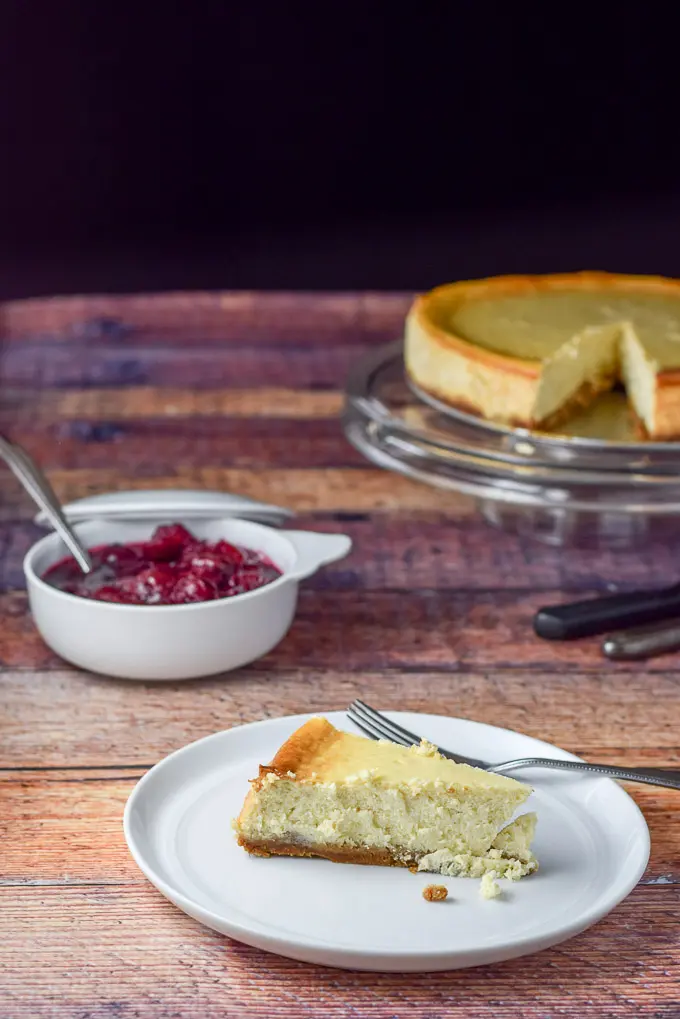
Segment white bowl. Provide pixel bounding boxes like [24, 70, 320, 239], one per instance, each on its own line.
[24, 519, 351, 681]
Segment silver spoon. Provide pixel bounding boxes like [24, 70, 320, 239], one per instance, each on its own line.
[0, 435, 93, 573]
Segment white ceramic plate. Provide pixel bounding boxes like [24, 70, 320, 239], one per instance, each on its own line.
[123, 712, 650, 972]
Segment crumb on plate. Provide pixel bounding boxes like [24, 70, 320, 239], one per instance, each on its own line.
[422, 884, 448, 902]
[480, 872, 501, 900]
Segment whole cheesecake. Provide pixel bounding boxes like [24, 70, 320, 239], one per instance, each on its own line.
[235, 718, 538, 880]
[404, 271, 680, 438]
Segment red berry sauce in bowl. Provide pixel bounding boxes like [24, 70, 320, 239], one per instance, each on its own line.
[42, 523, 282, 605]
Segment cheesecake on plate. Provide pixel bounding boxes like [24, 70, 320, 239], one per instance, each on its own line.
[404, 271, 680, 439]
[234, 717, 538, 879]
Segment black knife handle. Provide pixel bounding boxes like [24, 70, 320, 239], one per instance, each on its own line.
[534, 586, 680, 641]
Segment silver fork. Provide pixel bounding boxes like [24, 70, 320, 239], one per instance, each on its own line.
[347, 700, 680, 791]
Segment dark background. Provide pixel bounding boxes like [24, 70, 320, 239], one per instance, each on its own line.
[2, 4, 680, 297]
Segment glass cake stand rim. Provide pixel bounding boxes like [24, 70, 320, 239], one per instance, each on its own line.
[345, 341, 680, 477]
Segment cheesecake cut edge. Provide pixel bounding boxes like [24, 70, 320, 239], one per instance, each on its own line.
[235, 716, 343, 834]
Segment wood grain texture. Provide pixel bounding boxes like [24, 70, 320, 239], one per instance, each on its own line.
[0, 340, 363, 387]
[1, 291, 412, 345]
[1, 886, 678, 1018]
[5, 417, 365, 470]
[3, 668, 679, 768]
[0, 466, 470, 520]
[1, 386, 345, 422]
[4, 589, 680, 673]
[1, 291, 679, 1018]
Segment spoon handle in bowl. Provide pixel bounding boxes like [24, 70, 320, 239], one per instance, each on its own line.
[0, 435, 93, 573]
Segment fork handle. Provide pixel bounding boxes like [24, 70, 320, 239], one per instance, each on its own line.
[490, 757, 680, 790]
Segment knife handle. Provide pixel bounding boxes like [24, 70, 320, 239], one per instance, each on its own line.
[533, 586, 680, 641]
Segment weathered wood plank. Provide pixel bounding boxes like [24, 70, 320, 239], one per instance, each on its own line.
[1, 774, 676, 886]
[0, 778, 138, 885]
[0, 386, 345, 423]
[1, 289, 678, 1016]
[3, 589, 680, 674]
[1, 668, 678, 768]
[2, 418, 364, 470]
[1, 291, 412, 345]
[1, 884, 678, 1018]
[0, 342, 362, 388]
[0, 466, 469, 520]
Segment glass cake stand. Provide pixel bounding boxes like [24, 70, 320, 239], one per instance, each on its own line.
[342, 341, 680, 548]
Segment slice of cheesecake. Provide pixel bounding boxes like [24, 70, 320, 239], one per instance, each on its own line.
[234, 717, 538, 878]
[404, 271, 680, 438]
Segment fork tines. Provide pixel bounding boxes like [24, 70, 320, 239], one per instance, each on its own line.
[347, 700, 423, 747]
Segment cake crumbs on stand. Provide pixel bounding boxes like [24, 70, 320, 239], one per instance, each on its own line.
[422, 884, 448, 902]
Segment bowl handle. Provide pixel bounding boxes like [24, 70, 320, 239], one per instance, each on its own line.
[283, 531, 352, 580]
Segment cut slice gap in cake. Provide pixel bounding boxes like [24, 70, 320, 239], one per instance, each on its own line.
[531, 323, 622, 429]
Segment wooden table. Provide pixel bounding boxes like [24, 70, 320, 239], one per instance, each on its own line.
[1, 292, 678, 1018]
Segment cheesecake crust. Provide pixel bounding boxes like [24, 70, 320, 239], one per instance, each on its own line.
[237, 834, 413, 868]
[422, 884, 448, 902]
[653, 383, 680, 439]
[416, 373, 619, 432]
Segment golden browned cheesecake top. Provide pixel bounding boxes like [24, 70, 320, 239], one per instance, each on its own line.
[255, 717, 528, 794]
[415, 271, 680, 371]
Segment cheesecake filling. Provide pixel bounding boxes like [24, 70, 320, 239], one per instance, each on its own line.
[418, 812, 538, 880]
[236, 770, 532, 871]
[531, 323, 621, 425]
[620, 324, 658, 435]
